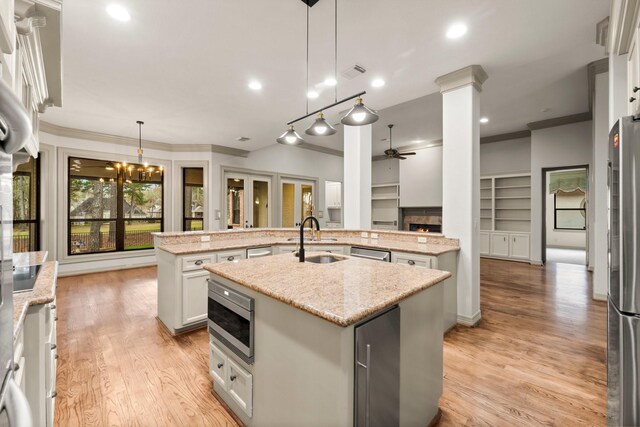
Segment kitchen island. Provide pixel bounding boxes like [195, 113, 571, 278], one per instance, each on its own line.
[204, 252, 450, 427]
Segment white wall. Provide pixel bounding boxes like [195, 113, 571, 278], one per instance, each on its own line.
[545, 171, 587, 249]
[530, 121, 593, 264]
[399, 145, 443, 207]
[38, 131, 343, 274]
[480, 137, 531, 175]
[372, 158, 399, 184]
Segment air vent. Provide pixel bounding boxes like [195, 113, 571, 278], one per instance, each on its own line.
[236, 136, 251, 142]
[341, 64, 366, 80]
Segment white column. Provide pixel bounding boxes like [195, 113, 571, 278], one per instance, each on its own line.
[435, 65, 487, 326]
[343, 124, 372, 229]
[609, 52, 628, 128]
[593, 70, 610, 300]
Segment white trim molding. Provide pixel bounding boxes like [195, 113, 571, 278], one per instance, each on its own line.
[435, 65, 488, 93]
[457, 311, 482, 327]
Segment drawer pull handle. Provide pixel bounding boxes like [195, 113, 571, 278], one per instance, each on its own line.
[54, 317, 58, 322]
[50, 304, 56, 310]
[227, 256, 234, 261]
[13, 363, 19, 372]
[50, 391, 57, 399]
[217, 362, 224, 369]
[408, 260, 415, 266]
[50, 344, 57, 350]
[54, 354, 58, 360]
[195, 260, 204, 266]
[230, 375, 237, 381]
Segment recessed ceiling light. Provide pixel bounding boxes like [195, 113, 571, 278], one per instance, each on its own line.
[106, 4, 131, 22]
[248, 81, 262, 91]
[446, 22, 467, 39]
[324, 77, 337, 86]
[371, 78, 385, 88]
[480, 117, 489, 124]
[307, 90, 319, 99]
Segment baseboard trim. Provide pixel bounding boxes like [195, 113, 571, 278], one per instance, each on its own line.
[530, 260, 543, 266]
[481, 255, 531, 264]
[593, 292, 607, 302]
[57, 262, 156, 277]
[427, 408, 443, 427]
[457, 311, 481, 327]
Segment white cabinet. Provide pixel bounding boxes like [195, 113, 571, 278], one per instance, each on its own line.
[217, 250, 245, 263]
[182, 271, 209, 325]
[392, 252, 434, 268]
[480, 232, 490, 256]
[509, 234, 530, 260]
[182, 254, 215, 271]
[371, 183, 400, 230]
[210, 342, 253, 417]
[227, 358, 253, 417]
[325, 181, 341, 208]
[490, 233, 510, 257]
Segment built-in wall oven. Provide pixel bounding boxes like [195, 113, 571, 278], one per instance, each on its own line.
[208, 279, 255, 364]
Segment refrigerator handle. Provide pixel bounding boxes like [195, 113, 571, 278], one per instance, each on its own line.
[1, 377, 33, 427]
[356, 344, 372, 427]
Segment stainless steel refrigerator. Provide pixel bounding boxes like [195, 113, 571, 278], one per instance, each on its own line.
[608, 116, 640, 426]
[0, 78, 35, 425]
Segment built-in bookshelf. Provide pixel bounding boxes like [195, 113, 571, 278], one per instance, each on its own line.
[371, 183, 400, 230]
[480, 174, 531, 233]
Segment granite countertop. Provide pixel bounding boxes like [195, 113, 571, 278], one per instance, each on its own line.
[159, 236, 459, 257]
[13, 251, 58, 338]
[204, 253, 451, 327]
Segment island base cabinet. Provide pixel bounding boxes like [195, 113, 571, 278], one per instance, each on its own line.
[210, 341, 253, 418]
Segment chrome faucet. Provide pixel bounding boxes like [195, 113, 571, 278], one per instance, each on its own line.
[298, 216, 320, 262]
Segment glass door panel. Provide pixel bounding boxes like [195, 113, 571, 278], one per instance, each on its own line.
[301, 184, 314, 219]
[281, 180, 315, 227]
[282, 183, 296, 227]
[227, 177, 245, 229]
[252, 179, 270, 228]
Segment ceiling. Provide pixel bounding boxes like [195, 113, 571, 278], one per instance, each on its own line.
[41, 0, 608, 155]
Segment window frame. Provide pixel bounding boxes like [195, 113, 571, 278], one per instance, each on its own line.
[13, 156, 41, 252]
[553, 191, 586, 231]
[67, 156, 165, 256]
[182, 167, 204, 231]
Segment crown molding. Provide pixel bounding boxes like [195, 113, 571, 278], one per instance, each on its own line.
[613, 0, 639, 54]
[596, 17, 610, 55]
[480, 130, 531, 144]
[39, 121, 250, 157]
[526, 112, 592, 131]
[435, 65, 488, 93]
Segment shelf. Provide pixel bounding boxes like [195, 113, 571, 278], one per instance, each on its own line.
[495, 185, 530, 189]
[495, 218, 530, 221]
[480, 197, 492, 200]
[371, 196, 399, 201]
[480, 216, 492, 220]
[495, 196, 530, 200]
[495, 207, 530, 210]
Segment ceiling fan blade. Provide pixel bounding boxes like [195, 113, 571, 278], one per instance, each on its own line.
[398, 156, 407, 160]
[398, 152, 417, 156]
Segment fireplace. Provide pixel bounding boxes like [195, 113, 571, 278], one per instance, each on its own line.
[402, 208, 442, 233]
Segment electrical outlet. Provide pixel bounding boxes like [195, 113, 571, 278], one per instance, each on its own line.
[201, 235, 211, 242]
[370, 233, 379, 239]
[361, 232, 369, 238]
[417, 236, 427, 243]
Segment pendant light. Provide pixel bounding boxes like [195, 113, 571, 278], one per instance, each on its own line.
[136, 120, 144, 163]
[305, 112, 337, 136]
[341, 96, 379, 126]
[276, 125, 304, 145]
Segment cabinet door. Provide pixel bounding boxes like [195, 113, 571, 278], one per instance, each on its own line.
[629, 36, 640, 116]
[209, 343, 228, 389]
[182, 271, 209, 325]
[490, 233, 509, 257]
[227, 358, 253, 417]
[510, 234, 530, 260]
[480, 232, 490, 256]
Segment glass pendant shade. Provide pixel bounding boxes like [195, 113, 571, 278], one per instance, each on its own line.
[341, 97, 379, 126]
[305, 113, 337, 136]
[276, 125, 305, 145]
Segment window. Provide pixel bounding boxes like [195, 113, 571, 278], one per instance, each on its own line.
[13, 155, 40, 252]
[183, 168, 204, 231]
[68, 157, 163, 255]
[554, 189, 586, 230]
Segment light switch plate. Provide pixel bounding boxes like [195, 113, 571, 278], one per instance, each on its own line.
[370, 233, 379, 239]
[361, 232, 369, 238]
[201, 235, 211, 242]
[417, 236, 427, 243]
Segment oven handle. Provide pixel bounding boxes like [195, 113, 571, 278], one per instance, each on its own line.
[208, 289, 252, 321]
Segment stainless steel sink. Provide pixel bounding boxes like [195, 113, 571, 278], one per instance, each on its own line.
[305, 255, 345, 264]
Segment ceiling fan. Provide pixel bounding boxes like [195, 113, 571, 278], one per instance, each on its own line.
[384, 124, 416, 160]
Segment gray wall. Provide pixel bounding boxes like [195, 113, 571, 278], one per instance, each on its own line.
[372, 158, 399, 184]
[480, 137, 531, 175]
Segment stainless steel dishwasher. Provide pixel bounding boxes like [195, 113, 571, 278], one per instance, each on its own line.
[350, 247, 391, 262]
[246, 246, 273, 259]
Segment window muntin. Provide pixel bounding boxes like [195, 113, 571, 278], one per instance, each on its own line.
[554, 189, 586, 230]
[13, 155, 40, 252]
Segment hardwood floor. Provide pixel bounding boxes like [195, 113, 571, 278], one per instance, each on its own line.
[54, 259, 606, 426]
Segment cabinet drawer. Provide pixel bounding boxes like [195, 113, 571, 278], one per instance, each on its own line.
[210, 343, 228, 389]
[227, 358, 253, 417]
[276, 245, 297, 254]
[216, 251, 245, 263]
[182, 254, 215, 272]
[392, 252, 434, 268]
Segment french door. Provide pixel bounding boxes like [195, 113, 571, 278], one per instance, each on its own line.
[281, 179, 315, 227]
[225, 173, 271, 229]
